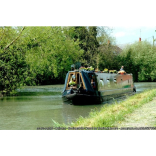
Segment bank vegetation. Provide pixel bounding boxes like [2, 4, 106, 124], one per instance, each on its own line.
[1, 26, 156, 95]
[52, 89, 156, 128]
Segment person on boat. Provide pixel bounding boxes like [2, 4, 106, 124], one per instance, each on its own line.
[70, 75, 76, 82]
[91, 80, 96, 89]
[118, 66, 126, 74]
[69, 74, 76, 87]
[91, 82, 96, 89]
[120, 66, 124, 71]
[91, 75, 96, 89]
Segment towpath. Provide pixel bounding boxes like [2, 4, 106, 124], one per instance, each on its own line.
[115, 97, 156, 127]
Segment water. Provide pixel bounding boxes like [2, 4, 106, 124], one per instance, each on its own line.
[0, 82, 156, 130]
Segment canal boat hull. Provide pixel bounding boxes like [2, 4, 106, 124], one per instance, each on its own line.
[62, 92, 101, 104]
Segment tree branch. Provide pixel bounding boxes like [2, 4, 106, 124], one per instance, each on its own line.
[4, 27, 25, 50]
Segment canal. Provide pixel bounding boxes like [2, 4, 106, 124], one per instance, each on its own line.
[0, 82, 156, 130]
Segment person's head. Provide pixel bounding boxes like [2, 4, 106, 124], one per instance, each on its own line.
[121, 66, 124, 69]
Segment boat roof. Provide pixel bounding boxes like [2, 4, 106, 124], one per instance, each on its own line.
[68, 70, 95, 74]
[68, 70, 132, 75]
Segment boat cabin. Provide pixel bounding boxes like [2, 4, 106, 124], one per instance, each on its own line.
[65, 71, 97, 91]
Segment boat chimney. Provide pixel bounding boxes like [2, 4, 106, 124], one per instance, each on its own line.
[71, 64, 74, 71]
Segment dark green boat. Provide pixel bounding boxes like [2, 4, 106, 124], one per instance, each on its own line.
[62, 70, 136, 104]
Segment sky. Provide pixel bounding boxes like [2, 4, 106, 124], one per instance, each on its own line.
[111, 26, 156, 47]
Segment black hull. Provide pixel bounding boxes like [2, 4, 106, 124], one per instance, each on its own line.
[62, 93, 101, 105]
[62, 91, 135, 105]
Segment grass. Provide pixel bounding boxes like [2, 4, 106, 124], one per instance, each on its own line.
[52, 89, 156, 129]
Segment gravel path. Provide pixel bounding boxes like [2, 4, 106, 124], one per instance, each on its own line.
[116, 97, 156, 127]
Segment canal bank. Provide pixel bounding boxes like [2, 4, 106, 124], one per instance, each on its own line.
[115, 97, 156, 128]
[66, 89, 156, 128]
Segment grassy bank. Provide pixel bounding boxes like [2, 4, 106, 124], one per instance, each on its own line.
[71, 89, 156, 127]
[53, 89, 156, 128]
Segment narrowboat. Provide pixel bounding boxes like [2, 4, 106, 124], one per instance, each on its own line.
[62, 69, 136, 104]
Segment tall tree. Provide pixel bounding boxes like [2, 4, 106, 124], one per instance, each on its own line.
[64, 26, 99, 67]
[119, 41, 156, 82]
[97, 26, 120, 70]
[23, 26, 84, 84]
[0, 27, 33, 95]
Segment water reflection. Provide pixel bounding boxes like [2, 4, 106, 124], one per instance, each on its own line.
[0, 82, 156, 129]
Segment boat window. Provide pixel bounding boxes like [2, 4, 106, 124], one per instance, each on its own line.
[77, 73, 82, 83]
[77, 73, 83, 88]
[88, 74, 92, 81]
[89, 74, 96, 89]
[114, 78, 116, 83]
[68, 73, 76, 87]
[99, 79, 104, 88]
[106, 79, 111, 88]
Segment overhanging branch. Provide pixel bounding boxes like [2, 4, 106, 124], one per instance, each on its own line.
[4, 27, 25, 50]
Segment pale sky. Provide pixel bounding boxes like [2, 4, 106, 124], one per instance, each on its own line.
[111, 26, 156, 46]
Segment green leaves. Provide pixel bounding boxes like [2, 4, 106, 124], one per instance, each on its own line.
[64, 26, 99, 67]
[120, 41, 156, 82]
[0, 26, 84, 94]
[24, 27, 83, 81]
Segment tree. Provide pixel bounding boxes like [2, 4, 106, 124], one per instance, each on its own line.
[97, 26, 116, 45]
[0, 26, 84, 94]
[23, 26, 84, 84]
[0, 27, 33, 95]
[64, 26, 99, 67]
[97, 27, 120, 71]
[119, 41, 156, 82]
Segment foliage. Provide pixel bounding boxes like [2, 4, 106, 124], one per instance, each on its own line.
[104, 68, 108, 71]
[64, 26, 99, 67]
[79, 66, 94, 71]
[97, 26, 116, 45]
[102, 68, 108, 73]
[87, 66, 94, 71]
[69, 81, 76, 86]
[98, 43, 121, 71]
[23, 26, 83, 84]
[0, 26, 83, 94]
[0, 27, 34, 95]
[119, 41, 156, 82]
[109, 70, 117, 73]
[2, 26, 156, 95]
[97, 27, 121, 71]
